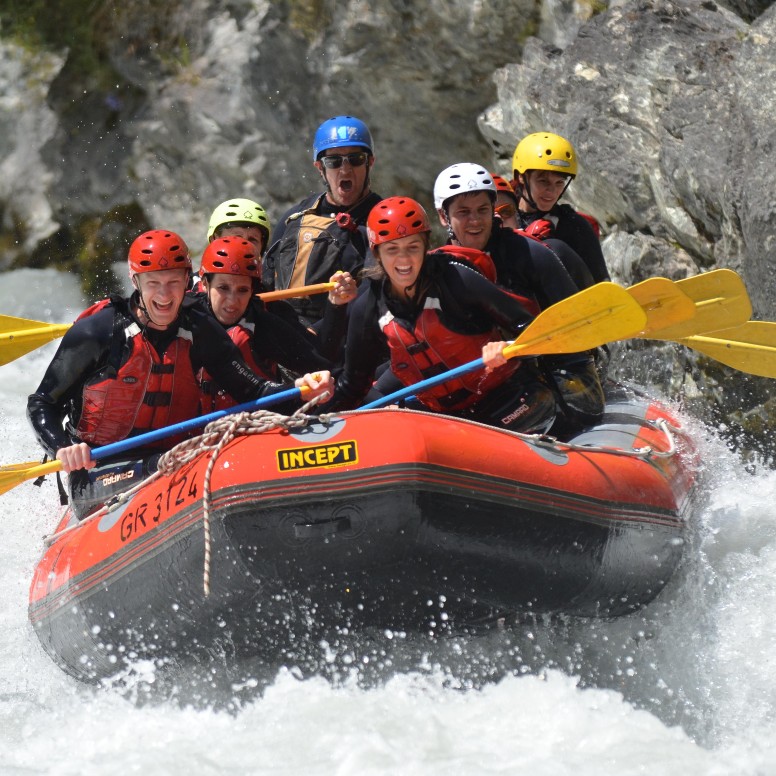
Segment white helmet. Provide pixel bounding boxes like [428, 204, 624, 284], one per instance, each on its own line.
[433, 163, 496, 210]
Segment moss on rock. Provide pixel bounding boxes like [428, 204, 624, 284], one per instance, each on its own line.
[19, 204, 149, 300]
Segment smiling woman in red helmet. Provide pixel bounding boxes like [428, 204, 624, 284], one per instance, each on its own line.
[203, 196, 358, 367]
[196, 236, 335, 412]
[325, 196, 557, 435]
[512, 132, 610, 283]
[27, 229, 332, 518]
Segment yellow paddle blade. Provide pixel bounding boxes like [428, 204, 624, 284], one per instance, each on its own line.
[0, 280, 340, 365]
[679, 321, 776, 378]
[644, 269, 751, 341]
[503, 282, 647, 359]
[257, 282, 336, 302]
[626, 277, 696, 336]
[0, 319, 73, 366]
[0, 314, 63, 334]
[0, 459, 63, 497]
[1, 460, 46, 472]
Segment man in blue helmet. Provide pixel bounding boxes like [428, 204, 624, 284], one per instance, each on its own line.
[262, 115, 382, 328]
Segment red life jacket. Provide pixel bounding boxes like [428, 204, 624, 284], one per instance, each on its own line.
[75, 298, 113, 322]
[199, 320, 278, 413]
[430, 246, 541, 317]
[75, 301, 201, 447]
[578, 212, 601, 239]
[429, 245, 498, 283]
[379, 300, 519, 412]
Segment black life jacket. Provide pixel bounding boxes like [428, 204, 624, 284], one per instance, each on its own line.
[264, 193, 371, 324]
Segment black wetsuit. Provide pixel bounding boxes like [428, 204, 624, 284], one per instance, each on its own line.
[518, 204, 610, 283]
[483, 223, 580, 308]
[195, 293, 335, 382]
[484, 223, 606, 435]
[27, 294, 307, 517]
[27, 294, 302, 458]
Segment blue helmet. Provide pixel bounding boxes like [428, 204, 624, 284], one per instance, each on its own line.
[313, 115, 374, 160]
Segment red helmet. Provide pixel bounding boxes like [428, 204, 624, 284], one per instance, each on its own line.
[490, 173, 516, 197]
[367, 196, 430, 249]
[128, 230, 191, 279]
[200, 237, 261, 279]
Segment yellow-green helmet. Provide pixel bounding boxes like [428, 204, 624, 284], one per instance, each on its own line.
[207, 198, 271, 242]
[512, 132, 578, 177]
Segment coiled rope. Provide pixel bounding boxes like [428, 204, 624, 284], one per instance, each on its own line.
[44, 402, 326, 598]
[156, 406, 320, 595]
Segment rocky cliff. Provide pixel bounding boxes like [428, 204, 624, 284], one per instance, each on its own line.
[1, 0, 776, 457]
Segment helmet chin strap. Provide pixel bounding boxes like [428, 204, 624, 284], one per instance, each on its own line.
[442, 211, 457, 243]
[202, 278, 227, 321]
[519, 175, 573, 215]
[361, 163, 372, 200]
[133, 278, 159, 329]
[201, 279, 214, 316]
[518, 177, 541, 213]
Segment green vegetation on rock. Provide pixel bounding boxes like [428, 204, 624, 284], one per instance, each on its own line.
[16, 203, 149, 300]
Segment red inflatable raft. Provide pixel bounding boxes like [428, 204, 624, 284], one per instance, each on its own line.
[28, 384, 699, 682]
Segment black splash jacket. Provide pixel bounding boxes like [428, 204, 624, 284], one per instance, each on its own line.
[27, 294, 298, 457]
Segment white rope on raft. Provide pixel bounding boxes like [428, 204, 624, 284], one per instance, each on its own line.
[155, 399, 324, 597]
[532, 417, 680, 459]
[43, 401, 324, 598]
[339, 408, 680, 459]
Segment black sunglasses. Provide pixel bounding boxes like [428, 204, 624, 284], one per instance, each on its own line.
[320, 152, 369, 169]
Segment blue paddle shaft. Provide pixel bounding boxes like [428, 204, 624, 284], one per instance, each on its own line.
[91, 386, 303, 460]
[361, 357, 486, 410]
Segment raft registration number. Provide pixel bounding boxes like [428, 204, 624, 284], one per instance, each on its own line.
[277, 441, 358, 471]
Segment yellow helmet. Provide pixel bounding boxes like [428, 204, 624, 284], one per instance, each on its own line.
[512, 132, 577, 177]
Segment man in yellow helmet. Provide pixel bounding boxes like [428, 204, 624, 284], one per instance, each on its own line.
[512, 132, 610, 283]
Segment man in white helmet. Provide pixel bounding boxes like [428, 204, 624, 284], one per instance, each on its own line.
[433, 163, 605, 437]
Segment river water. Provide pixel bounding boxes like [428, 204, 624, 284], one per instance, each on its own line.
[1, 270, 775, 775]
